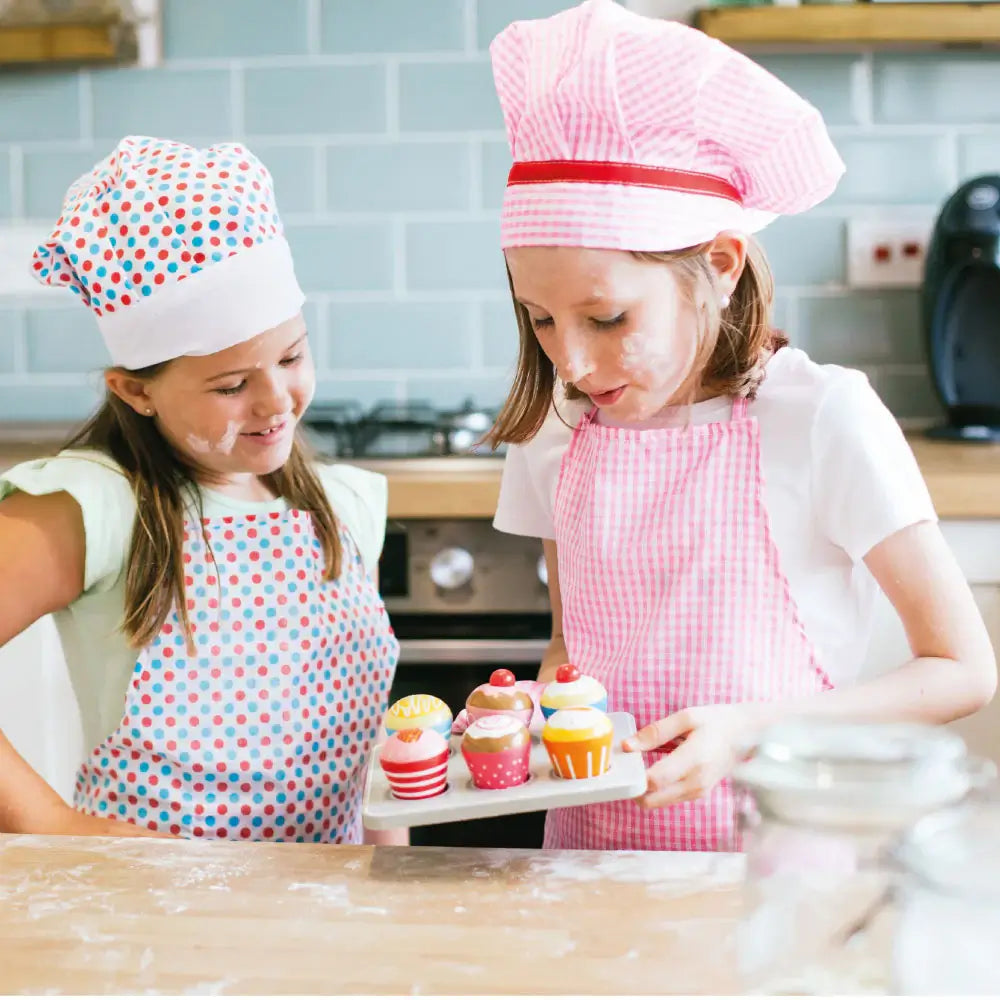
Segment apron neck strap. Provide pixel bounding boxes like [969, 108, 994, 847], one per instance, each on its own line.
[731, 396, 749, 420]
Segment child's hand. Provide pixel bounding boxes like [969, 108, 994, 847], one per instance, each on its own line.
[622, 704, 757, 810]
[46, 807, 181, 840]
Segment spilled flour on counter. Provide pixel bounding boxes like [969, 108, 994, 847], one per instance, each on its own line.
[287, 881, 387, 915]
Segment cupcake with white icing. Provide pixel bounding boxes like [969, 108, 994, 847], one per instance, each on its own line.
[461, 714, 532, 789]
[540, 664, 608, 719]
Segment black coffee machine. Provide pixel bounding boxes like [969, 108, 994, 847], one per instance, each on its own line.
[923, 174, 1000, 442]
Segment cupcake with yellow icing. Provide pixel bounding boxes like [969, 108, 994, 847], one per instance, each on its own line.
[384, 694, 453, 739]
[540, 664, 608, 719]
[542, 707, 614, 780]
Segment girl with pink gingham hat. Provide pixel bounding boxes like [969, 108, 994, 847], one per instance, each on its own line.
[0, 137, 403, 845]
[488, 0, 995, 852]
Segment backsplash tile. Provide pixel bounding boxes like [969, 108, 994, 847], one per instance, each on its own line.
[399, 59, 503, 132]
[0, 0, 982, 424]
[326, 142, 472, 212]
[797, 291, 924, 366]
[285, 223, 394, 292]
[321, 0, 466, 53]
[830, 136, 954, 205]
[754, 54, 863, 126]
[327, 301, 477, 369]
[0, 74, 81, 143]
[874, 54, 1000, 125]
[163, 0, 310, 58]
[25, 308, 108, 374]
[91, 68, 233, 140]
[244, 65, 386, 136]
[406, 220, 503, 291]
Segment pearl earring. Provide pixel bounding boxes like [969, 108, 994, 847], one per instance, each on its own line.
[145, 408, 153, 416]
[720, 294, 731, 310]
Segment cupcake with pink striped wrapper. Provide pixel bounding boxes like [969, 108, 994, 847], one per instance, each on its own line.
[461, 715, 531, 790]
[380, 728, 450, 800]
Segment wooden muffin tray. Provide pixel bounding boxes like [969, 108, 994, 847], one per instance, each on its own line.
[362, 712, 647, 830]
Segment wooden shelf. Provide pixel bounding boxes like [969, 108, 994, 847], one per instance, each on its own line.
[695, 3, 1000, 46]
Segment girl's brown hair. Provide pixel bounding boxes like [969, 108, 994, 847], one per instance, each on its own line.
[66, 366, 342, 650]
[488, 236, 787, 446]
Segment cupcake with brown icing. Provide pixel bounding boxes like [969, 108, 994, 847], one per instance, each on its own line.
[461, 715, 531, 789]
[466, 669, 534, 726]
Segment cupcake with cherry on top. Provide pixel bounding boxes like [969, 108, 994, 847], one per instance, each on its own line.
[540, 664, 608, 719]
[465, 668, 534, 726]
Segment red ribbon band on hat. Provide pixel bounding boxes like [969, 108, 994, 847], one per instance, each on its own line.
[507, 159, 742, 205]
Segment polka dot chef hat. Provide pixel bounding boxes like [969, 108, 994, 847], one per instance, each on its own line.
[490, 0, 846, 252]
[30, 135, 305, 370]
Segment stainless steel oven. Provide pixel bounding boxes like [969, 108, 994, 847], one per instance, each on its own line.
[378, 517, 552, 849]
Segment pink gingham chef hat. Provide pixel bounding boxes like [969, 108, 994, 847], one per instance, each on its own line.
[30, 135, 304, 370]
[490, 0, 845, 251]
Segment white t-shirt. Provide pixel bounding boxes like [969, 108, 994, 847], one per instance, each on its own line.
[493, 348, 937, 685]
[0, 451, 388, 754]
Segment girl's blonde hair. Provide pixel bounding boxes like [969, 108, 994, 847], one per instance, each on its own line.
[66, 369, 342, 650]
[487, 236, 786, 445]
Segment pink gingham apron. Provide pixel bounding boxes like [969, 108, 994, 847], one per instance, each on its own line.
[546, 397, 832, 851]
[75, 510, 398, 842]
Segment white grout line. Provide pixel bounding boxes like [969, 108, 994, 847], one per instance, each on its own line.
[463, 0, 478, 53]
[850, 51, 874, 129]
[468, 300, 485, 368]
[10, 306, 27, 374]
[161, 51, 490, 70]
[283, 209, 500, 224]
[306, 0, 322, 56]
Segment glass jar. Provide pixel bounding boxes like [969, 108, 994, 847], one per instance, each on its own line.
[733, 720, 993, 995]
[893, 790, 1000, 994]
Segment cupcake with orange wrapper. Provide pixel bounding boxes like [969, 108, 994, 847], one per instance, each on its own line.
[543, 707, 614, 780]
[380, 727, 450, 800]
[461, 715, 531, 789]
[383, 694, 453, 739]
[540, 664, 608, 719]
[466, 669, 533, 726]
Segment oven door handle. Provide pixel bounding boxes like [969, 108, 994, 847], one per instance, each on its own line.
[396, 639, 551, 664]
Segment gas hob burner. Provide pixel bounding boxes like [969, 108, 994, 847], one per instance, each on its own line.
[303, 398, 505, 460]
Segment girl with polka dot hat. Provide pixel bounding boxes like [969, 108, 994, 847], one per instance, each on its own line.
[488, 1, 996, 852]
[0, 136, 402, 844]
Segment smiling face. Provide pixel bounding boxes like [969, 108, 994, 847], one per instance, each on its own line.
[505, 246, 710, 422]
[106, 312, 315, 490]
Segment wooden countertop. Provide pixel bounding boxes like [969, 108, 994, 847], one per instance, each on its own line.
[0, 835, 747, 995]
[1, 425, 999, 519]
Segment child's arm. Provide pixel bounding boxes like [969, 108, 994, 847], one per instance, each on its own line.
[537, 539, 568, 683]
[628, 520, 996, 809]
[0, 490, 171, 838]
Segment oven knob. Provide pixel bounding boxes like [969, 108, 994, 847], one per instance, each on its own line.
[429, 547, 474, 590]
[537, 554, 549, 587]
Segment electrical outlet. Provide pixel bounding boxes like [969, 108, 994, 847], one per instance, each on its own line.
[846, 216, 937, 290]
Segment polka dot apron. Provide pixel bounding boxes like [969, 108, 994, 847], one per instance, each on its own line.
[74, 508, 399, 842]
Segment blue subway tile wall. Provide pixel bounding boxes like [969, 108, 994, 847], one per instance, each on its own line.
[0, 0, 995, 422]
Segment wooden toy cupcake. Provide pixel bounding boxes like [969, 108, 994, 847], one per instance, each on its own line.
[540, 664, 608, 719]
[542, 707, 614, 780]
[465, 669, 533, 726]
[383, 694, 453, 739]
[380, 728, 450, 800]
[461, 715, 531, 790]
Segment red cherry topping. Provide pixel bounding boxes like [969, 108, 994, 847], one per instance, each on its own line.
[490, 668, 516, 687]
[555, 664, 581, 683]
